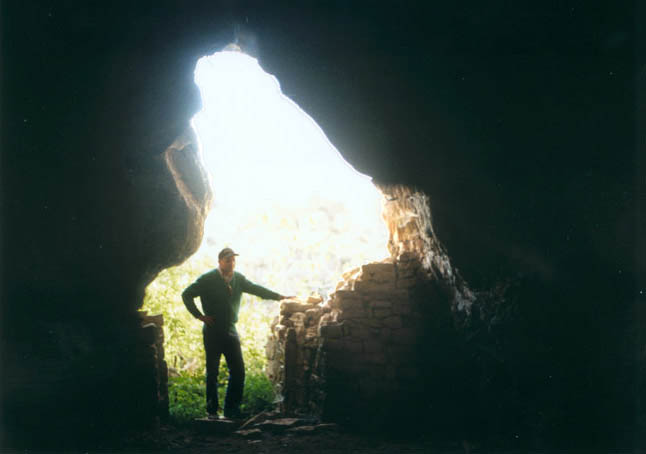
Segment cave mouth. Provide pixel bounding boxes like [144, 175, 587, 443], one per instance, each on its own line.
[143, 48, 389, 385]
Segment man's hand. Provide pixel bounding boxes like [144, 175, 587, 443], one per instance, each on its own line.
[198, 315, 215, 326]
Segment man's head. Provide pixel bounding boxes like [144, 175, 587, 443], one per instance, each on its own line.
[218, 247, 239, 274]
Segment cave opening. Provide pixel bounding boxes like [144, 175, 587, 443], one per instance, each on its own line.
[142, 46, 392, 418]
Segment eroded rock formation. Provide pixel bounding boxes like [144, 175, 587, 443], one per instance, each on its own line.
[2, 1, 638, 450]
[1, 126, 212, 447]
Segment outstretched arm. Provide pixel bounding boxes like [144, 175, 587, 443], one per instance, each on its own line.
[241, 276, 293, 300]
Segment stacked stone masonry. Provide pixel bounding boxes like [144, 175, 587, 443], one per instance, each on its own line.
[266, 184, 475, 423]
[138, 311, 169, 423]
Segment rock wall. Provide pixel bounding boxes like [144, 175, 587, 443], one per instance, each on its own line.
[378, 183, 474, 314]
[138, 312, 170, 423]
[1, 125, 212, 449]
[3, 2, 635, 448]
[266, 184, 475, 430]
[1, 312, 170, 447]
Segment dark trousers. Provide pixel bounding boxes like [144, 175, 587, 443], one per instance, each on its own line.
[203, 327, 245, 415]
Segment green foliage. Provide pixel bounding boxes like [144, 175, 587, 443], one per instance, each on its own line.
[241, 371, 275, 414]
[168, 374, 206, 424]
[167, 371, 273, 424]
[144, 255, 216, 374]
[143, 254, 279, 421]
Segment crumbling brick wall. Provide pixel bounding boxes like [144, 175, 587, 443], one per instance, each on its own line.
[266, 184, 475, 427]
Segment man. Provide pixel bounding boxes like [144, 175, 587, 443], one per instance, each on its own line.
[182, 247, 292, 419]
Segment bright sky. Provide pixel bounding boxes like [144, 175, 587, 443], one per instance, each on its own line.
[190, 49, 389, 298]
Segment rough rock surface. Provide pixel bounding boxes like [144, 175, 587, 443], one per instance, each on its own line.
[2, 2, 637, 450]
[266, 185, 475, 429]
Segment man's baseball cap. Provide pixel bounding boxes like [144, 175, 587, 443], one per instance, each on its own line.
[218, 247, 239, 260]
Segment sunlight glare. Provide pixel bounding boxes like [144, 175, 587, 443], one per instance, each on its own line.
[191, 49, 389, 298]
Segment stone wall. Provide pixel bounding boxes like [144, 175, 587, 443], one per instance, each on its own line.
[266, 184, 475, 428]
[1, 311, 170, 447]
[138, 312, 169, 423]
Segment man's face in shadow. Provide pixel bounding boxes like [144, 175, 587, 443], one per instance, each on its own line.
[219, 255, 236, 274]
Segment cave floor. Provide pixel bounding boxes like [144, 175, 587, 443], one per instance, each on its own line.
[121, 424, 462, 453]
[117, 423, 584, 454]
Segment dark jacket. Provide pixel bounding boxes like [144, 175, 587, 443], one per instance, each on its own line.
[182, 269, 280, 335]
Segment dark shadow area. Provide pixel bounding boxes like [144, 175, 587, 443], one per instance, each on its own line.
[1, 0, 641, 451]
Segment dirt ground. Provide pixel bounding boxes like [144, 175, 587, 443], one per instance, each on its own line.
[116, 420, 597, 454]
[120, 423, 467, 454]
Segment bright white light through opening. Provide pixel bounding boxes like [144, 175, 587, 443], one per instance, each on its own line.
[190, 49, 389, 298]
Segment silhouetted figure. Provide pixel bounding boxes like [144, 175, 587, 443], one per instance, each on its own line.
[182, 247, 292, 419]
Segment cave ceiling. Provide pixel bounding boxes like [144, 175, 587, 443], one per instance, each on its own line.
[1, 1, 637, 292]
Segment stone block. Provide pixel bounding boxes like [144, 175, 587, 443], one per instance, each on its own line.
[307, 294, 323, 304]
[274, 324, 287, 341]
[318, 313, 332, 328]
[396, 269, 419, 282]
[194, 418, 238, 434]
[280, 301, 316, 315]
[279, 316, 293, 327]
[290, 312, 306, 326]
[304, 308, 321, 326]
[342, 340, 363, 354]
[344, 321, 370, 339]
[396, 277, 418, 288]
[363, 339, 384, 353]
[397, 251, 418, 262]
[392, 302, 412, 315]
[255, 418, 302, 432]
[337, 298, 364, 312]
[364, 352, 387, 364]
[265, 361, 282, 381]
[372, 308, 392, 318]
[396, 258, 420, 271]
[266, 339, 277, 360]
[322, 338, 344, 351]
[361, 262, 395, 275]
[327, 355, 363, 374]
[390, 327, 417, 344]
[319, 322, 344, 339]
[353, 279, 396, 293]
[287, 423, 338, 435]
[294, 325, 306, 341]
[361, 288, 409, 302]
[336, 308, 367, 321]
[358, 318, 383, 328]
[342, 266, 362, 281]
[330, 290, 361, 308]
[371, 299, 392, 308]
[140, 323, 159, 346]
[383, 316, 403, 329]
[235, 428, 262, 439]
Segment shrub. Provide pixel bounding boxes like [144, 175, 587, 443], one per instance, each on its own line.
[168, 374, 206, 424]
